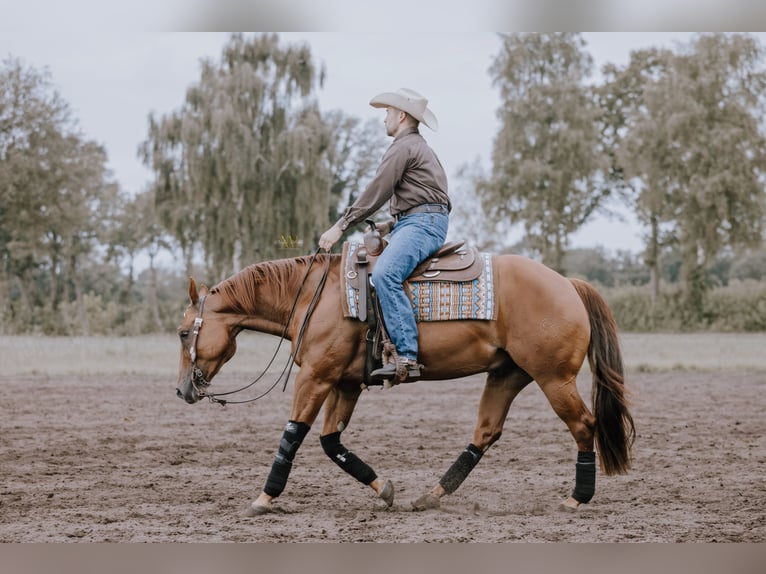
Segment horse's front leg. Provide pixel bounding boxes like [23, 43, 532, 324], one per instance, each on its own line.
[246, 369, 335, 516]
[413, 368, 532, 510]
[320, 385, 394, 507]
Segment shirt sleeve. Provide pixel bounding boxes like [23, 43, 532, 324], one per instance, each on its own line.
[336, 141, 409, 231]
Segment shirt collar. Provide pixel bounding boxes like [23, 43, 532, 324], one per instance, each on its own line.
[393, 126, 421, 142]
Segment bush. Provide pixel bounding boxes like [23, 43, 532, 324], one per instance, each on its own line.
[704, 280, 766, 331]
[604, 281, 766, 332]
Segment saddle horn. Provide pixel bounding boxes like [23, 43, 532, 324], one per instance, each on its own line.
[363, 219, 385, 257]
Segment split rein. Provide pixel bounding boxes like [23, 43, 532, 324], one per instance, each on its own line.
[189, 248, 331, 406]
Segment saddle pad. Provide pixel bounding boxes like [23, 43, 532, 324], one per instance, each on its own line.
[407, 253, 496, 322]
[340, 243, 496, 322]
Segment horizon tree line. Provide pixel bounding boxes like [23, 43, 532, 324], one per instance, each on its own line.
[1, 32, 765, 334]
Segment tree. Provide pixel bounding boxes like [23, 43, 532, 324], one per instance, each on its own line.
[482, 33, 608, 273]
[597, 47, 674, 301]
[1, 57, 72, 327]
[1, 57, 118, 334]
[611, 34, 766, 320]
[449, 159, 514, 253]
[141, 33, 334, 280]
[323, 112, 387, 225]
[107, 188, 171, 331]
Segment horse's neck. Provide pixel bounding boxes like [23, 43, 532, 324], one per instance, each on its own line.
[224, 255, 334, 338]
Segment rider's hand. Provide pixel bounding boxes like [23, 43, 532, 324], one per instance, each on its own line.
[318, 223, 344, 252]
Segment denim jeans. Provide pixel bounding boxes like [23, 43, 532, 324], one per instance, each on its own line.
[371, 210, 449, 361]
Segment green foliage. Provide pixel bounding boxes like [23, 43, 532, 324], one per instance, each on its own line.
[602, 33, 766, 316]
[606, 281, 766, 332]
[483, 33, 608, 273]
[1, 57, 120, 336]
[5, 34, 766, 335]
[730, 247, 766, 282]
[139, 33, 378, 280]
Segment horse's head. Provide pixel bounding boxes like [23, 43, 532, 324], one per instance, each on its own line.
[176, 278, 238, 404]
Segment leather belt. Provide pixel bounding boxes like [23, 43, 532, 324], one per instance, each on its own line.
[394, 203, 449, 221]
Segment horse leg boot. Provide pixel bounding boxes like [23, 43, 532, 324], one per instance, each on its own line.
[321, 432, 394, 507]
[412, 368, 531, 511]
[246, 420, 310, 516]
[320, 386, 394, 507]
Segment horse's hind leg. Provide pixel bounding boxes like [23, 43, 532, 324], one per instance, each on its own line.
[320, 386, 394, 507]
[413, 368, 533, 510]
[537, 375, 597, 511]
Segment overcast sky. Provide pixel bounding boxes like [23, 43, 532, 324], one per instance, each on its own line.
[2, 19, 765, 253]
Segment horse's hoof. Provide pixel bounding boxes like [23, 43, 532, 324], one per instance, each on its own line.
[559, 497, 581, 513]
[378, 479, 395, 507]
[411, 493, 441, 511]
[244, 502, 273, 517]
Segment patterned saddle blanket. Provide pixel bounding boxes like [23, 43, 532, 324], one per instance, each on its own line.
[340, 242, 497, 322]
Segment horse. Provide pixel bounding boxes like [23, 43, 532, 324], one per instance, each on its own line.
[175, 250, 635, 515]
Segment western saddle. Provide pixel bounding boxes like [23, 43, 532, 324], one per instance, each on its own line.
[345, 220, 484, 387]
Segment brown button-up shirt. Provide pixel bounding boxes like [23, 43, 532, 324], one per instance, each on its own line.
[336, 127, 450, 231]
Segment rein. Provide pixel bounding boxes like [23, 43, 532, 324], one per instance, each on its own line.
[189, 248, 332, 406]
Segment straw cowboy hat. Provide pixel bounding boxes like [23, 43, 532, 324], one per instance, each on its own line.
[369, 88, 439, 131]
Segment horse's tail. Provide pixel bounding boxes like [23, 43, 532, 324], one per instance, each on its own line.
[570, 278, 635, 476]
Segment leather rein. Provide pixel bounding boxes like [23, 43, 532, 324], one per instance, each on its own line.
[187, 249, 331, 406]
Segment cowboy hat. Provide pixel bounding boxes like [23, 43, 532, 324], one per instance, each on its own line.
[369, 88, 439, 131]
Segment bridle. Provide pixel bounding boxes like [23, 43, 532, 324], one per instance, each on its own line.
[186, 248, 331, 406]
[188, 293, 211, 397]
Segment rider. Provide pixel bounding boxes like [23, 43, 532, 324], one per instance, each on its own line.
[319, 88, 450, 383]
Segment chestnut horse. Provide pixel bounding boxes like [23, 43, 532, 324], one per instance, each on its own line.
[175, 252, 634, 515]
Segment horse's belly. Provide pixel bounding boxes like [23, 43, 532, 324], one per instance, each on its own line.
[417, 321, 504, 380]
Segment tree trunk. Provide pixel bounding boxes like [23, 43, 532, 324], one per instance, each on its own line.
[49, 253, 59, 315]
[648, 215, 660, 304]
[232, 238, 242, 276]
[124, 253, 135, 306]
[70, 254, 89, 336]
[148, 252, 163, 332]
[681, 239, 705, 327]
[552, 231, 566, 275]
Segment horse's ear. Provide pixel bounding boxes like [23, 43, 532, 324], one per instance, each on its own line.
[200, 284, 209, 297]
[188, 277, 199, 305]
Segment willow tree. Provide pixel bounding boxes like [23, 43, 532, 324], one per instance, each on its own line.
[141, 33, 332, 279]
[483, 33, 607, 273]
[323, 112, 387, 225]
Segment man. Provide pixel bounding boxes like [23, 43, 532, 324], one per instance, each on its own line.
[319, 88, 450, 383]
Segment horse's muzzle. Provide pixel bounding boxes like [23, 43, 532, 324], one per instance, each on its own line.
[176, 365, 210, 404]
[176, 386, 197, 404]
[176, 378, 201, 404]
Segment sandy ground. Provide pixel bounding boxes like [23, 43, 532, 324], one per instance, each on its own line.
[1, 369, 764, 542]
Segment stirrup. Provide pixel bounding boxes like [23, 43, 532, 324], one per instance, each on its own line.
[370, 359, 422, 385]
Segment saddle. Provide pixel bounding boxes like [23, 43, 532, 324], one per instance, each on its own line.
[345, 222, 483, 305]
[342, 221, 485, 387]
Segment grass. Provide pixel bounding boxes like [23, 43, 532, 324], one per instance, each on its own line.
[1, 332, 765, 377]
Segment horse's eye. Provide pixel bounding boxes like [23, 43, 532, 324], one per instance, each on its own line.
[180, 330, 190, 339]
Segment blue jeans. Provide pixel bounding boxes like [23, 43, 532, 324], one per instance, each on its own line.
[371, 210, 449, 361]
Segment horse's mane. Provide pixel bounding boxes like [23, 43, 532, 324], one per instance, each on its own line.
[210, 254, 336, 316]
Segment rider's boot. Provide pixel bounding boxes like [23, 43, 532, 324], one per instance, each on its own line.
[370, 357, 421, 384]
